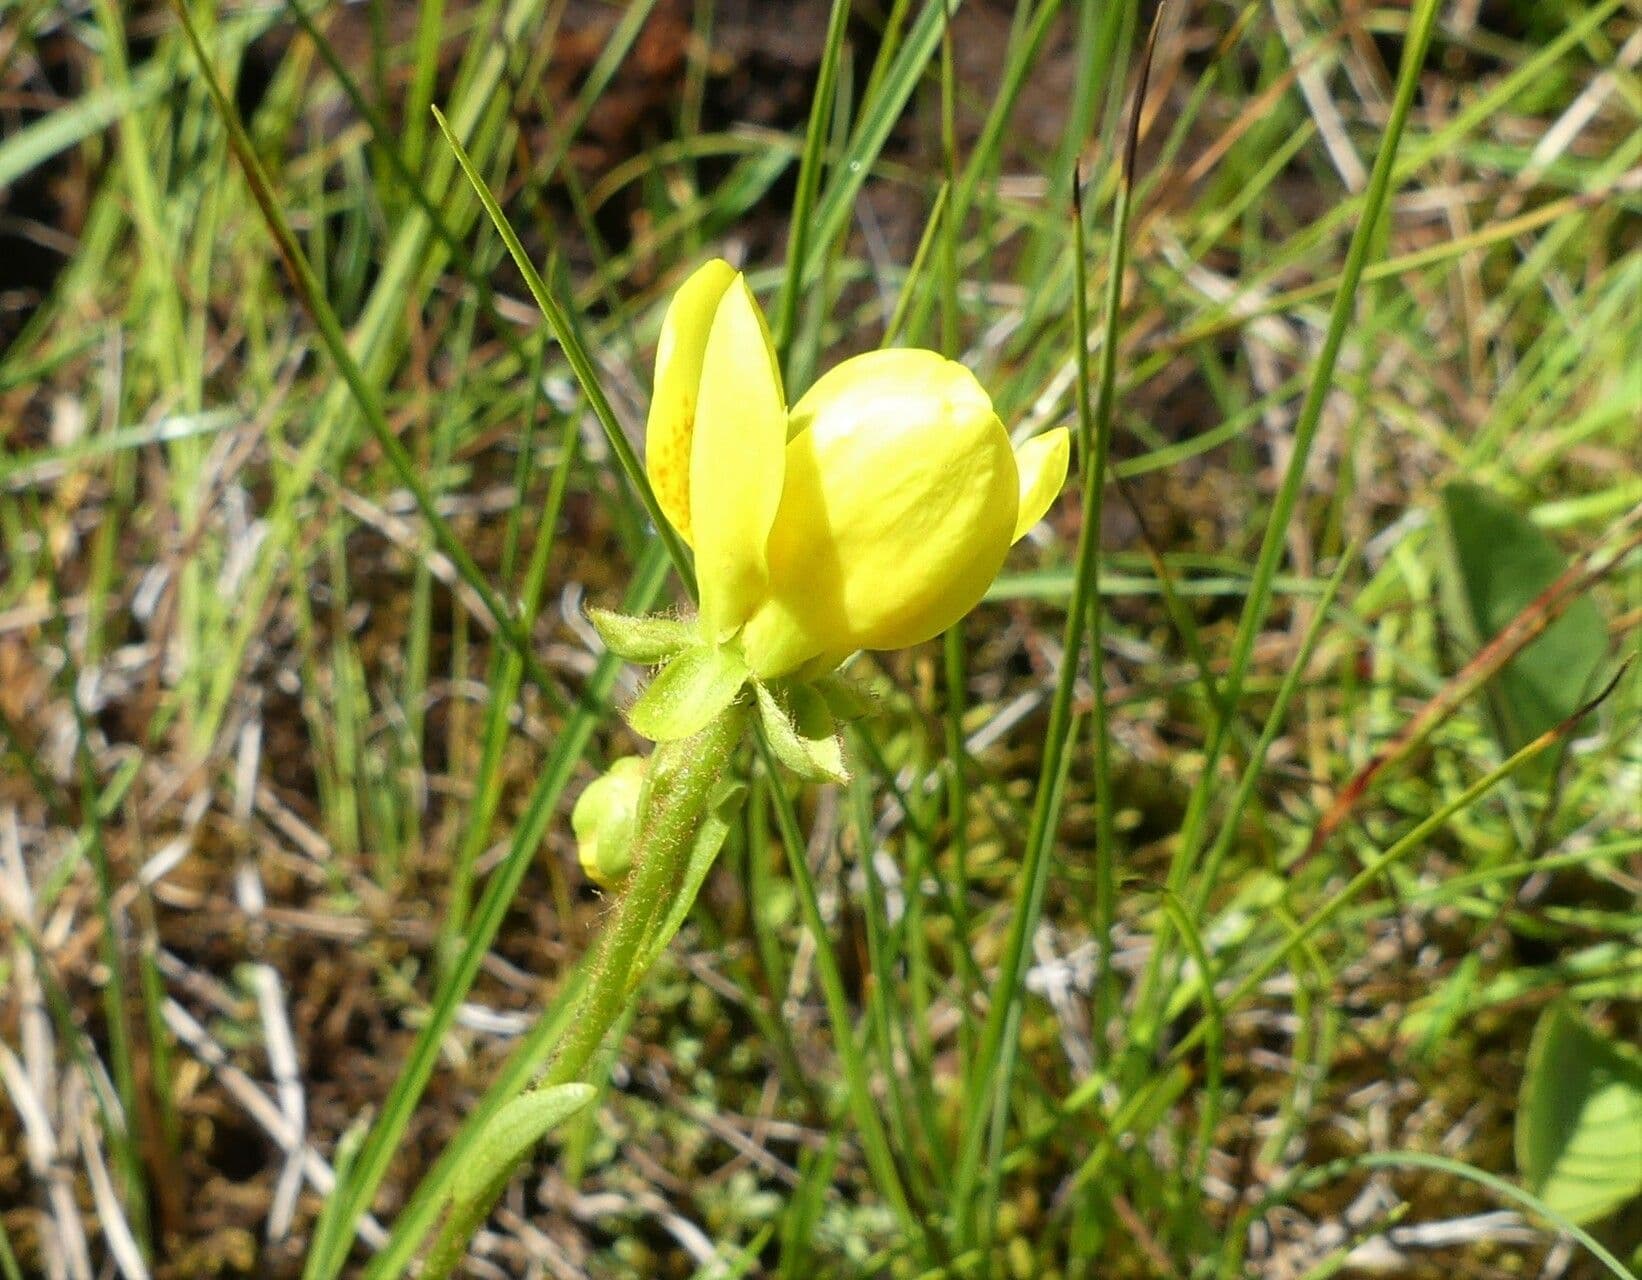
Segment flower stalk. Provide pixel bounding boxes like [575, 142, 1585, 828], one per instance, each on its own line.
[546, 703, 747, 1079]
[424, 705, 746, 1277]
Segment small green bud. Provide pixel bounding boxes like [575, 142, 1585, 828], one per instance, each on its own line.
[571, 756, 646, 886]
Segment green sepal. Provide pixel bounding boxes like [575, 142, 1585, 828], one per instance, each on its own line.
[811, 673, 873, 722]
[756, 681, 848, 784]
[627, 644, 749, 741]
[451, 1083, 596, 1206]
[587, 607, 697, 664]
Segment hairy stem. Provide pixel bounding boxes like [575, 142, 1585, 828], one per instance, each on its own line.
[424, 704, 746, 1276]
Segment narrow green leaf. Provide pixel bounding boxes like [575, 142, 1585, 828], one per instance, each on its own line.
[1440, 482, 1608, 750]
[882, 181, 951, 348]
[586, 607, 697, 664]
[1361, 1152, 1639, 1280]
[314, 547, 672, 1280]
[0, 65, 165, 191]
[169, 1, 560, 711]
[450, 1084, 596, 1207]
[778, 1137, 843, 1279]
[774, 0, 852, 366]
[1128, 0, 1447, 1075]
[628, 646, 748, 741]
[431, 104, 697, 597]
[1517, 1003, 1642, 1226]
[802, 0, 957, 288]
[752, 733, 922, 1240]
[952, 5, 1164, 1231]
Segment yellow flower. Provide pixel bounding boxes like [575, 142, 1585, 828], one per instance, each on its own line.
[646, 259, 1069, 679]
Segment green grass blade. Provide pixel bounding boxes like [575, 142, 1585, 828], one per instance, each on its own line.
[754, 732, 927, 1251]
[169, 0, 561, 706]
[1129, 0, 1446, 1057]
[774, 0, 852, 368]
[949, 10, 1158, 1235]
[305, 545, 672, 1279]
[1357, 1153, 1637, 1280]
[801, 0, 956, 288]
[0, 62, 167, 190]
[432, 105, 697, 600]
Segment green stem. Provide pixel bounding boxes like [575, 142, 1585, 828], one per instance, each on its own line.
[555, 706, 747, 1084]
[424, 704, 747, 1277]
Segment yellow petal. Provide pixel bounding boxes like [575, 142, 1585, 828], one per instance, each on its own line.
[1010, 427, 1070, 543]
[645, 259, 737, 544]
[691, 274, 787, 638]
[740, 350, 1017, 677]
[787, 346, 971, 431]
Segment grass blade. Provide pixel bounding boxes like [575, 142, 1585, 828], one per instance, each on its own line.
[168, 0, 561, 704]
[432, 105, 697, 599]
[1128, 0, 1447, 1058]
[949, 8, 1163, 1244]
[305, 547, 672, 1278]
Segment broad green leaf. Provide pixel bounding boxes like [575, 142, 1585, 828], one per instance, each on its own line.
[586, 607, 697, 664]
[1439, 483, 1607, 752]
[451, 1084, 596, 1206]
[1517, 1003, 1642, 1225]
[627, 645, 748, 741]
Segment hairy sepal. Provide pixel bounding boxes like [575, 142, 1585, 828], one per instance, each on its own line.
[586, 607, 697, 664]
[627, 644, 749, 741]
[756, 680, 848, 784]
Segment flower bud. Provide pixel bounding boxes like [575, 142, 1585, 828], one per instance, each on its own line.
[571, 756, 646, 886]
